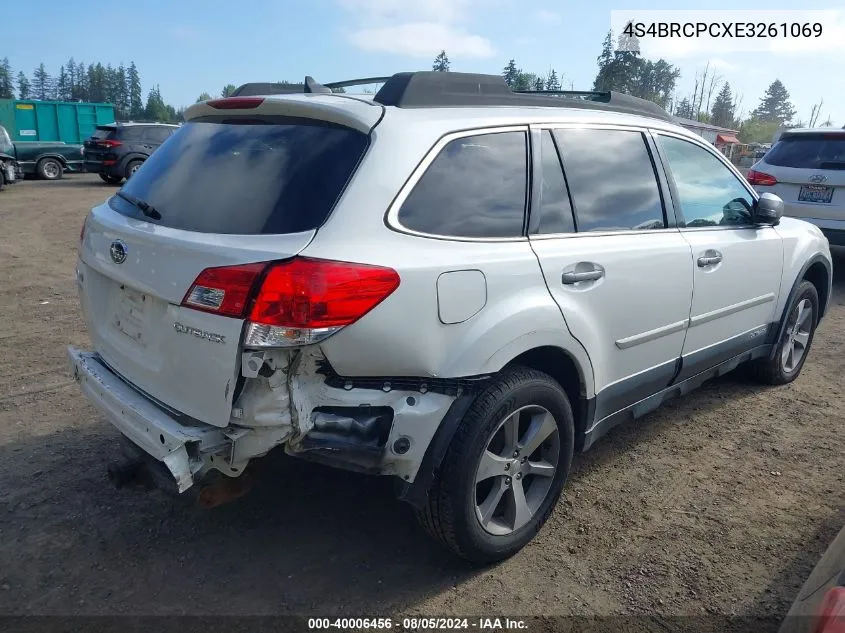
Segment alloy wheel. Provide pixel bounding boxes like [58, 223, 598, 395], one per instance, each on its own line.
[782, 298, 813, 373]
[474, 405, 560, 535]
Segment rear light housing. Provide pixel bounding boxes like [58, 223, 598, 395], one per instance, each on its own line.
[207, 97, 265, 110]
[181, 257, 400, 347]
[815, 587, 845, 633]
[96, 139, 122, 149]
[746, 169, 778, 186]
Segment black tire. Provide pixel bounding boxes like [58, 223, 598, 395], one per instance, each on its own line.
[125, 159, 143, 180]
[416, 367, 575, 564]
[99, 173, 123, 184]
[36, 158, 63, 180]
[750, 280, 819, 385]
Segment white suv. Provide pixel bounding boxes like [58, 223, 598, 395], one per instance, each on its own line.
[747, 128, 845, 247]
[68, 72, 832, 563]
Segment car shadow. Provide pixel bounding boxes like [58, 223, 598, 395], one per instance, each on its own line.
[0, 426, 479, 615]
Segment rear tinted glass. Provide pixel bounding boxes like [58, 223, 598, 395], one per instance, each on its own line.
[554, 128, 665, 232]
[765, 134, 845, 169]
[91, 127, 115, 140]
[397, 131, 527, 238]
[110, 118, 369, 234]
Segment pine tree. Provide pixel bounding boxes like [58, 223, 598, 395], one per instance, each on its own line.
[56, 65, 71, 100]
[196, 92, 212, 102]
[115, 65, 128, 119]
[432, 50, 450, 72]
[674, 97, 693, 119]
[533, 76, 545, 91]
[75, 62, 87, 100]
[545, 69, 560, 91]
[0, 58, 13, 99]
[592, 31, 614, 91]
[144, 85, 168, 121]
[17, 72, 30, 99]
[65, 58, 76, 99]
[127, 62, 143, 119]
[221, 84, 237, 97]
[710, 82, 736, 128]
[752, 79, 796, 125]
[502, 59, 519, 87]
[32, 63, 52, 100]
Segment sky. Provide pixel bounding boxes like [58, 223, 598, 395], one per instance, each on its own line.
[4, 0, 845, 126]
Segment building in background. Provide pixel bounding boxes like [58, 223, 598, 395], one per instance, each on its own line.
[673, 116, 741, 159]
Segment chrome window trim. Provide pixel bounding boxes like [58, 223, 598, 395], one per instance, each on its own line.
[650, 129, 761, 232]
[384, 125, 531, 243]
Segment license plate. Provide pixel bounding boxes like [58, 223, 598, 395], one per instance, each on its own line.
[798, 184, 834, 204]
[113, 286, 150, 346]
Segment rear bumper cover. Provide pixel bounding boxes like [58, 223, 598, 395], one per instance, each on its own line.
[68, 346, 237, 492]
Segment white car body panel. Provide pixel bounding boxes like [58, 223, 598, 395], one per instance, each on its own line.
[680, 227, 783, 356]
[68, 90, 833, 494]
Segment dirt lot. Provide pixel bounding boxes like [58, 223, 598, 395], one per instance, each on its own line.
[0, 175, 843, 626]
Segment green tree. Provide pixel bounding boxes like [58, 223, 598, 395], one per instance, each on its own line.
[16, 72, 30, 99]
[74, 62, 87, 100]
[221, 84, 237, 97]
[710, 82, 736, 128]
[545, 69, 560, 91]
[127, 62, 143, 119]
[32, 63, 52, 100]
[144, 84, 169, 121]
[114, 65, 129, 119]
[674, 97, 693, 119]
[0, 58, 13, 98]
[752, 79, 796, 125]
[502, 59, 519, 87]
[432, 50, 450, 72]
[56, 65, 71, 100]
[512, 71, 536, 92]
[196, 92, 212, 102]
[739, 117, 781, 144]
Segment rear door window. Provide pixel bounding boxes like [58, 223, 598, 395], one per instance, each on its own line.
[111, 117, 369, 235]
[534, 130, 576, 234]
[91, 127, 115, 140]
[397, 130, 528, 238]
[143, 127, 173, 143]
[553, 128, 666, 232]
[765, 134, 845, 170]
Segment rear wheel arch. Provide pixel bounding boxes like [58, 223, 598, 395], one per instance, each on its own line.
[503, 346, 588, 446]
[804, 261, 830, 320]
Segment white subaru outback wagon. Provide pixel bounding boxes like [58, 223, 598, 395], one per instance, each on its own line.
[68, 72, 832, 563]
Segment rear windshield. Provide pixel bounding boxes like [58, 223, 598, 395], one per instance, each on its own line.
[91, 127, 115, 140]
[765, 134, 845, 169]
[111, 117, 369, 234]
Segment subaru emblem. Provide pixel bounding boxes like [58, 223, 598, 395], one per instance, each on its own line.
[109, 240, 128, 264]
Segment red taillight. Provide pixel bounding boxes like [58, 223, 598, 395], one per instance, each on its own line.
[181, 263, 267, 318]
[746, 169, 778, 186]
[249, 257, 400, 329]
[206, 97, 265, 110]
[180, 257, 400, 347]
[96, 139, 122, 148]
[815, 587, 845, 633]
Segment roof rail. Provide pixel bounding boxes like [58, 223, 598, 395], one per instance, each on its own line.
[231, 72, 672, 121]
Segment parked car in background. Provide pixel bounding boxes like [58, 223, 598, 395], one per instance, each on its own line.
[748, 129, 845, 246]
[779, 523, 845, 633]
[0, 124, 22, 190]
[0, 124, 84, 180]
[83, 122, 179, 184]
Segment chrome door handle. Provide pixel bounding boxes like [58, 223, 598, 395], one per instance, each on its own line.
[697, 251, 723, 267]
[562, 269, 604, 284]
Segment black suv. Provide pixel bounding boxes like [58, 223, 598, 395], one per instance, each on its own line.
[84, 122, 178, 184]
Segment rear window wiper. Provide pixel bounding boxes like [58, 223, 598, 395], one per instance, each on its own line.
[114, 190, 162, 220]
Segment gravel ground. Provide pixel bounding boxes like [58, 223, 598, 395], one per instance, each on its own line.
[0, 175, 842, 628]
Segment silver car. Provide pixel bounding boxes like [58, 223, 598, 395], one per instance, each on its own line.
[68, 72, 832, 563]
[748, 128, 845, 246]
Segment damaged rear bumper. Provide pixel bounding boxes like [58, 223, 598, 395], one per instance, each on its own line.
[67, 347, 292, 493]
